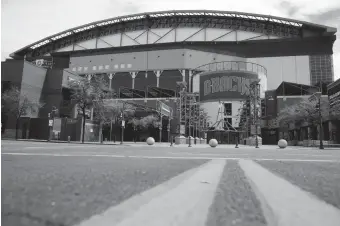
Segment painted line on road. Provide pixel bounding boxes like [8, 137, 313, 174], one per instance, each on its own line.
[24, 146, 98, 150]
[2, 152, 340, 162]
[239, 159, 340, 226]
[76, 159, 226, 226]
[169, 152, 250, 156]
[2, 153, 126, 158]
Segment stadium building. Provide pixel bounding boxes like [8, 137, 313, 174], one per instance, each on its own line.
[1, 10, 337, 143]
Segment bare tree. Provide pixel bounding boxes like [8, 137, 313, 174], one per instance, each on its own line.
[69, 76, 108, 143]
[2, 86, 44, 139]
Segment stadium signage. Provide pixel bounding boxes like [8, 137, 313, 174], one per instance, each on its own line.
[200, 72, 258, 101]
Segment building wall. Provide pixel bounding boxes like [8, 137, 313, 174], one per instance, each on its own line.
[20, 61, 48, 118]
[68, 49, 244, 74]
[309, 55, 334, 85]
[39, 69, 64, 118]
[248, 55, 310, 90]
[1, 59, 24, 88]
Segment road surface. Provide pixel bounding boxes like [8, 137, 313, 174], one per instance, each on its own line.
[2, 140, 340, 226]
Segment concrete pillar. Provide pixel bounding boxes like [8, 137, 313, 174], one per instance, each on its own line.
[108, 73, 114, 90]
[130, 72, 137, 89]
[87, 74, 92, 81]
[180, 69, 186, 82]
[154, 70, 162, 87]
[188, 70, 193, 92]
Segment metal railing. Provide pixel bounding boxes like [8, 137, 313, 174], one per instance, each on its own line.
[194, 61, 267, 76]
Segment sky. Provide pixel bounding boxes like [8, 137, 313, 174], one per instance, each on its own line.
[1, 0, 340, 79]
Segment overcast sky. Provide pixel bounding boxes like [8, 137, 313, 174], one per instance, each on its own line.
[1, 0, 340, 79]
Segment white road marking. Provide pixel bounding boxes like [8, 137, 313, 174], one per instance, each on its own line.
[24, 146, 94, 150]
[2, 152, 340, 162]
[76, 159, 226, 226]
[2, 153, 126, 158]
[169, 152, 250, 156]
[239, 159, 340, 226]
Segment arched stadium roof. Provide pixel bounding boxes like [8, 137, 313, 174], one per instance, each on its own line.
[11, 10, 337, 58]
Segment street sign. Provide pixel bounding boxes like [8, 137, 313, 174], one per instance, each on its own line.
[121, 120, 125, 127]
[158, 101, 171, 117]
[48, 120, 54, 127]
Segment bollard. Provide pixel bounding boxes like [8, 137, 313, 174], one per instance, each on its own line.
[209, 139, 218, 148]
[67, 136, 71, 143]
[278, 139, 287, 149]
[147, 137, 155, 145]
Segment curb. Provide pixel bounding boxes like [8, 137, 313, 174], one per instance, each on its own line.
[2, 138, 131, 146]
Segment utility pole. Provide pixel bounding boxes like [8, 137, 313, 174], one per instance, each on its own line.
[250, 81, 260, 148]
[188, 99, 192, 147]
[318, 95, 324, 149]
[159, 113, 162, 143]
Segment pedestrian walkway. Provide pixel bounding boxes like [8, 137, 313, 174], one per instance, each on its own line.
[4, 139, 339, 150]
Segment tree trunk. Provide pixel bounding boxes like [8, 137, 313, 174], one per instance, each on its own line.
[82, 110, 86, 143]
[99, 121, 103, 143]
[15, 117, 19, 140]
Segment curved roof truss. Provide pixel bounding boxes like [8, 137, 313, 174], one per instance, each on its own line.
[11, 10, 337, 58]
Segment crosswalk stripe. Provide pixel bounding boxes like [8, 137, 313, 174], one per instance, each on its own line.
[239, 159, 340, 226]
[76, 159, 226, 226]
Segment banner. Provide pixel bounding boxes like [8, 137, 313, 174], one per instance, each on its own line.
[199, 71, 258, 102]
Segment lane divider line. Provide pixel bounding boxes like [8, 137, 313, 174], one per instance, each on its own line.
[76, 159, 226, 226]
[239, 159, 340, 226]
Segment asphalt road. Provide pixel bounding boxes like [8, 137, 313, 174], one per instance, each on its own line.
[2, 140, 340, 226]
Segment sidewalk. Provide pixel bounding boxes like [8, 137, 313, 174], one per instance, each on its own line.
[2, 138, 339, 150]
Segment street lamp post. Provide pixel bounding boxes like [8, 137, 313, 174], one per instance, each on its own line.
[159, 114, 162, 143]
[319, 95, 324, 149]
[120, 112, 125, 145]
[313, 92, 324, 149]
[47, 106, 58, 142]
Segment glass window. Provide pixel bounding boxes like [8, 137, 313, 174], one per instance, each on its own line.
[224, 103, 232, 116]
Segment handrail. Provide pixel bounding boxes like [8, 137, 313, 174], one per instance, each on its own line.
[194, 61, 267, 76]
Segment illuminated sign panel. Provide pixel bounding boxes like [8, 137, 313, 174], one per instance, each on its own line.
[199, 71, 258, 101]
